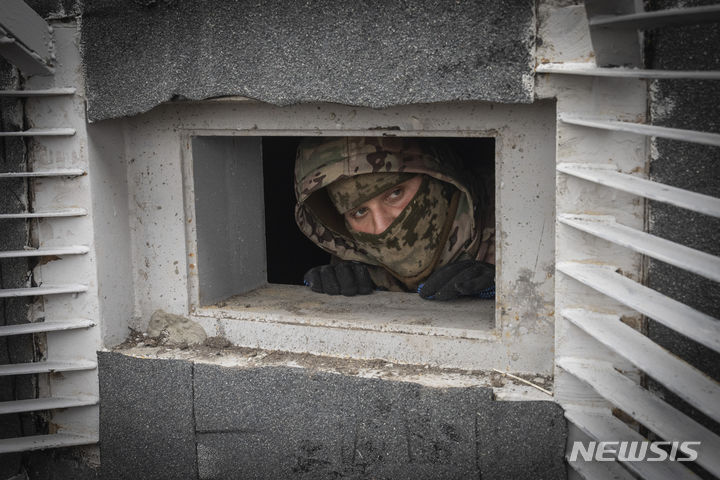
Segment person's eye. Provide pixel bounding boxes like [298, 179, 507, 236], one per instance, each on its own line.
[351, 207, 369, 219]
[386, 187, 404, 202]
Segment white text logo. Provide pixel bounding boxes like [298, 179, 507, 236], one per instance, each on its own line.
[568, 441, 700, 462]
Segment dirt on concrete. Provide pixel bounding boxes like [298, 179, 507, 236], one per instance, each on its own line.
[115, 329, 553, 398]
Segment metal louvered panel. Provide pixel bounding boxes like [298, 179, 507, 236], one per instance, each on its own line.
[0, 88, 75, 96]
[543, 3, 720, 477]
[557, 163, 720, 218]
[561, 308, 720, 422]
[0, 4, 102, 453]
[566, 424, 637, 480]
[0, 208, 88, 219]
[0, 245, 90, 258]
[559, 115, 720, 147]
[0, 319, 95, 336]
[559, 215, 720, 282]
[0, 433, 98, 454]
[558, 357, 720, 476]
[0, 169, 85, 178]
[558, 263, 720, 352]
[536, 63, 720, 80]
[565, 407, 700, 479]
[0, 396, 98, 415]
[589, 4, 720, 29]
[0, 284, 88, 298]
[0, 128, 76, 136]
[0, 360, 97, 377]
[583, 0, 643, 67]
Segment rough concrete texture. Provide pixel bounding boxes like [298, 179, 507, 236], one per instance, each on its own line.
[646, 0, 720, 436]
[147, 309, 207, 345]
[99, 351, 566, 480]
[98, 352, 198, 480]
[476, 402, 566, 479]
[77, 0, 535, 121]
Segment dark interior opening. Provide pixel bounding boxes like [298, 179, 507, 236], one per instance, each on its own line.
[262, 136, 495, 285]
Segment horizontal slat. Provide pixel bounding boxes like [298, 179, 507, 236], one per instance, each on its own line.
[0, 360, 96, 376]
[559, 214, 720, 282]
[0, 208, 87, 219]
[0, 432, 97, 454]
[537, 63, 720, 80]
[0, 245, 89, 258]
[0, 128, 75, 137]
[0, 169, 84, 178]
[562, 308, 720, 423]
[557, 163, 720, 218]
[0, 88, 76, 96]
[0, 284, 88, 298]
[565, 406, 699, 480]
[0, 396, 98, 415]
[559, 357, 720, 476]
[590, 5, 720, 29]
[0, 319, 95, 336]
[558, 262, 720, 352]
[566, 423, 636, 480]
[559, 115, 720, 147]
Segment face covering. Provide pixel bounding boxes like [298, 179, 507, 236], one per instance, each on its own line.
[345, 175, 460, 284]
[326, 172, 416, 214]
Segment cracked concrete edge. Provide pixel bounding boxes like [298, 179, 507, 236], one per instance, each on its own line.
[106, 345, 555, 402]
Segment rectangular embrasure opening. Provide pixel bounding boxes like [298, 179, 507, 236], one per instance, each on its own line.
[191, 136, 496, 338]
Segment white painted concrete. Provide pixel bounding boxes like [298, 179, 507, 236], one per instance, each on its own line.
[102, 99, 557, 374]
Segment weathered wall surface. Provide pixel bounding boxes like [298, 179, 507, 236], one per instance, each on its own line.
[99, 351, 566, 480]
[646, 0, 720, 437]
[0, 58, 40, 479]
[69, 0, 535, 121]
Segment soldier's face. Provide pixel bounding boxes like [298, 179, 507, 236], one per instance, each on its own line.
[344, 175, 423, 234]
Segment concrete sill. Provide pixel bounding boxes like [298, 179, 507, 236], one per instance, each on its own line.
[194, 284, 496, 341]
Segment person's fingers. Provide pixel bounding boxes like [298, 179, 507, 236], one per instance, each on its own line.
[303, 267, 324, 293]
[454, 262, 495, 295]
[417, 260, 474, 298]
[320, 265, 341, 295]
[429, 278, 463, 300]
[353, 263, 374, 295]
[335, 262, 358, 296]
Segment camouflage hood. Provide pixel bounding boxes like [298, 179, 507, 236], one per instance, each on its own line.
[294, 137, 493, 290]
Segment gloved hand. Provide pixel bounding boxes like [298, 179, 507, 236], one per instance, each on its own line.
[417, 260, 495, 300]
[303, 261, 374, 296]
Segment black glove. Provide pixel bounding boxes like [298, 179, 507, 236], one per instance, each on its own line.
[303, 261, 374, 296]
[417, 260, 495, 301]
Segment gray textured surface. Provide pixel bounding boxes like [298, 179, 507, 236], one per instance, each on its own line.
[98, 352, 198, 480]
[192, 137, 266, 305]
[194, 364, 490, 479]
[99, 353, 566, 479]
[646, 0, 720, 436]
[78, 0, 535, 122]
[475, 401, 567, 480]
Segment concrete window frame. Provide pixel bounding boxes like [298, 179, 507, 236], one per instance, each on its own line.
[122, 100, 555, 374]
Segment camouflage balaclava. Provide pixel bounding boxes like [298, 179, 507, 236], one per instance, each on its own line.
[294, 137, 494, 291]
[331, 174, 460, 282]
[326, 172, 415, 214]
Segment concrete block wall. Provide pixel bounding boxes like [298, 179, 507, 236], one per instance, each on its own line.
[98, 352, 566, 480]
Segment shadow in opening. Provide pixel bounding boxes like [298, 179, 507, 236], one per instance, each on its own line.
[262, 136, 495, 285]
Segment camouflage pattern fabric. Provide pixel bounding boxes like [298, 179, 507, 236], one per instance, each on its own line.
[294, 137, 495, 292]
[326, 172, 415, 214]
[347, 175, 459, 285]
